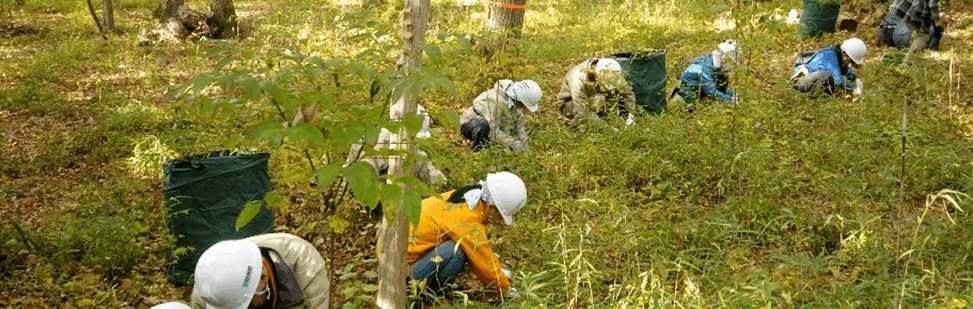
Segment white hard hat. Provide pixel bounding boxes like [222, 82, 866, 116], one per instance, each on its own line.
[150, 302, 193, 309]
[594, 58, 625, 91]
[841, 38, 867, 65]
[195, 239, 263, 309]
[506, 80, 542, 112]
[718, 39, 740, 64]
[485, 172, 527, 225]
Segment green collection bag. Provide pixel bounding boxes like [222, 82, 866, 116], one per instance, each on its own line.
[611, 50, 668, 114]
[799, 0, 841, 37]
[162, 150, 275, 286]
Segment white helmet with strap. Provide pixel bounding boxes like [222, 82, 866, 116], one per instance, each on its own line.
[841, 38, 867, 65]
[195, 239, 263, 309]
[594, 58, 625, 90]
[505, 80, 542, 112]
[484, 172, 527, 225]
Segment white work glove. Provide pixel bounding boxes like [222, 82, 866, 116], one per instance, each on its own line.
[510, 140, 525, 152]
[501, 268, 512, 280]
[625, 114, 635, 126]
[504, 287, 520, 300]
[853, 79, 864, 96]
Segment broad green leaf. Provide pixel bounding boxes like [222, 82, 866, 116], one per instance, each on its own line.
[285, 123, 327, 149]
[260, 80, 286, 103]
[215, 56, 241, 71]
[315, 162, 344, 193]
[396, 176, 435, 198]
[247, 119, 284, 142]
[344, 162, 379, 210]
[192, 73, 214, 96]
[403, 112, 424, 137]
[404, 190, 422, 228]
[418, 42, 444, 65]
[434, 110, 461, 134]
[381, 183, 403, 219]
[264, 191, 288, 209]
[236, 200, 263, 231]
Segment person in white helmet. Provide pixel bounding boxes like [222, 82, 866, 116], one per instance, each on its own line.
[392, 172, 527, 303]
[190, 233, 329, 309]
[460, 80, 542, 152]
[789, 38, 867, 99]
[556, 58, 638, 129]
[346, 105, 445, 185]
[671, 39, 741, 109]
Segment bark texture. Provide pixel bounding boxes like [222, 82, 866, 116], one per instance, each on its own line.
[103, 0, 115, 32]
[486, 0, 526, 39]
[209, 0, 237, 39]
[376, 1, 429, 308]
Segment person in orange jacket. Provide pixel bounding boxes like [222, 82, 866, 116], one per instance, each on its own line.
[407, 171, 527, 302]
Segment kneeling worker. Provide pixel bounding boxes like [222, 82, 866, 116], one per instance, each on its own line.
[557, 58, 638, 129]
[404, 172, 527, 302]
[789, 38, 867, 99]
[191, 233, 329, 309]
[460, 80, 542, 151]
[671, 39, 741, 108]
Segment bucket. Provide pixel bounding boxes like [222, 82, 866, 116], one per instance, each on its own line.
[162, 150, 275, 286]
[611, 50, 667, 114]
[798, 0, 840, 37]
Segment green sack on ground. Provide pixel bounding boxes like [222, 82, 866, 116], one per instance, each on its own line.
[162, 150, 275, 286]
[612, 50, 668, 114]
[799, 0, 840, 37]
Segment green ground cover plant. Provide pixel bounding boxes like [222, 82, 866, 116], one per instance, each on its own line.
[1, 0, 972, 308]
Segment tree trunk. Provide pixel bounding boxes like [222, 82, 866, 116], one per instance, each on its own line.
[153, 0, 184, 20]
[486, 0, 526, 40]
[103, 0, 115, 32]
[209, 0, 237, 39]
[84, 0, 108, 39]
[376, 1, 429, 308]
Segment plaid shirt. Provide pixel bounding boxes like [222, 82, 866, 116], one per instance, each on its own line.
[889, 0, 940, 33]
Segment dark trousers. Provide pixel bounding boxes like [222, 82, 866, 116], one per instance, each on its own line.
[410, 240, 467, 300]
[792, 70, 837, 98]
[461, 118, 490, 151]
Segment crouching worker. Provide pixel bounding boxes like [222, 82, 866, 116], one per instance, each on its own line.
[877, 11, 943, 51]
[789, 38, 867, 99]
[887, 0, 943, 69]
[346, 105, 445, 185]
[557, 58, 638, 129]
[405, 172, 527, 303]
[191, 233, 329, 309]
[670, 39, 741, 109]
[460, 80, 542, 152]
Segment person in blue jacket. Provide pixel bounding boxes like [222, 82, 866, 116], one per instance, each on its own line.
[670, 39, 740, 108]
[789, 38, 867, 99]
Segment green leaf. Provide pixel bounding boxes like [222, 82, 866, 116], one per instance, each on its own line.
[315, 162, 344, 193]
[264, 191, 288, 209]
[396, 176, 436, 198]
[405, 190, 422, 228]
[285, 123, 327, 149]
[434, 110, 461, 134]
[381, 183, 403, 218]
[344, 162, 379, 210]
[215, 56, 241, 71]
[192, 73, 214, 96]
[236, 200, 264, 231]
[418, 42, 444, 65]
[247, 119, 284, 143]
[260, 80, 286, 103]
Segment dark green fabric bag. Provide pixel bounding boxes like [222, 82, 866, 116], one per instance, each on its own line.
[612, 50, 668, 114]
[162, 151, 275, 286]
[799, 0, 841, 37]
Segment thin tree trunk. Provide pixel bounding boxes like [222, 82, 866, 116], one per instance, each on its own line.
[376, 1, 429, 308]
[486, 0, 526, 39]
[209, 0, 237, 39]
[103, 0, 115, 32]
[85, 0, 108, 39]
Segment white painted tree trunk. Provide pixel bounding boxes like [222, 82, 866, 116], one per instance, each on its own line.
[376, 0, 429, 308]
